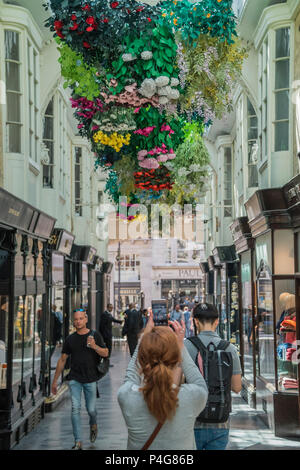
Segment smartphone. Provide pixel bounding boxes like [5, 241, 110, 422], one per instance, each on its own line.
[151, 300, 168, 326]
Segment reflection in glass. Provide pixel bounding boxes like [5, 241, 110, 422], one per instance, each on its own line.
[256, 261, 275, 383]
[0, 296, 9, 365]
[34, 295, 43, 387]
[23, 296, 34, 378]
[13, 297, 24, 385]
[219, 268, 227, 340]
[48, 289, 64, 387]
[241, 253, 253, 383]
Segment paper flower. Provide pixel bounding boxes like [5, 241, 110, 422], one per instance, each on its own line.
[139, 78, 156, 98]
[141, 51, 153, 60]
[122, 53, 136, 62]
[155, 76, 170, 88]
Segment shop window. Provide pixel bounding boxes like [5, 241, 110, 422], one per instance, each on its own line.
[13, 296, 24, 385]
[274, 230, 294, 275]
[43, 97, 55, 188]
[23, 296, 35, 379]
[49, 289, 64, 387]
[256, 261, 275, 384]
[35, 295, 43, 381]
[274, 280, 297, 393]
[255, 231, 272, 272]
[58, 97, 67, 196]
[0, 296, 9, 366]
[5, 30, 22, 153]
[241, 251, 254, 383]
[274, 27, 290, 152]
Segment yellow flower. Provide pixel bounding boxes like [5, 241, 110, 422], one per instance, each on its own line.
[173, 18, 178, 25]
[170, 11, 174, 16]
[162, 13, 166, 17]
[207, 13, 211, 18]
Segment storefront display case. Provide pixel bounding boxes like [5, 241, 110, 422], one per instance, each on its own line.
[245, 186, 300, 438]
[44, 229, 74, 411]
[213, 246, 239, 347]
[230, 217, 256, 407]
[0, 188, 55, 450]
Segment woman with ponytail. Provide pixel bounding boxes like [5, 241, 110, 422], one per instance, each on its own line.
[117, 312, 208, 450]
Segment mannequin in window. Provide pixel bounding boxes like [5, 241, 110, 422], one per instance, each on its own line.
[276, 292, 290, 337]
[279, 294, 296, 345]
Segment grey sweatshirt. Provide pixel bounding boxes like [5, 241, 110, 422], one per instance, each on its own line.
[117, 344, 208, 450]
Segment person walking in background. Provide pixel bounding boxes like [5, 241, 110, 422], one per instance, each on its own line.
[99, 303, 123, 366]
[122, 303, 144, 356]
[170, 304, 183, 323]
[51, 309, 109, 450]
[117, 312, 208, 450]
[185, 303, 242, 451]
[141, 309, 149, 329]
[183, 306, 194, 338]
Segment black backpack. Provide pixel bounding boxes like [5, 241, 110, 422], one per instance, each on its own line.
[187, 336, 233, 423]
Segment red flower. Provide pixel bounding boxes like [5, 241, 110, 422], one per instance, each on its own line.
[56, 31, 65, 39]
[86, 26, 94, 32]
[82, 5, 91, 11]
[147, 17, 152, 22]
[86, 16, 95, 24]
[136, 7, 144, 12]
[127, 9, 131, 14]
[54, 20, 64, 29]
[70, 23, 79, 30]
[111, 1, 119, 8]
[103, 18, 109, 23]
[83, 41, 91, 48]
[71, 14, 77, 21]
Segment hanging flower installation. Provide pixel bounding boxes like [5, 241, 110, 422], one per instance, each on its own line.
[44, 0, 247, 212]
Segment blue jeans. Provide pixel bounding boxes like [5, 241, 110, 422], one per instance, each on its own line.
[68, 380, 97, 443]
[194, 428, 229, 450]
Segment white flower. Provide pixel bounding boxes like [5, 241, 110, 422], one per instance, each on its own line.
[170, 78, 179, 87]
[141, 51, 153, 60]
[189, 164, 202, 172]
[167, 88, 180, 100]
[155, 76, 169, 87]
[138, 78, 156, 98]
[178, 168, 189, 177]
[158, 86, 171, 96]
[122, 53, 136, 62]
[158, 96, 169, 105]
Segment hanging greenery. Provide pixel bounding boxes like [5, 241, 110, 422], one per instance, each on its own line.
[45, 0, 246, 217]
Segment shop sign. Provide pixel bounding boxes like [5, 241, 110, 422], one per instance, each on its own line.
[284, 179, 300, 207]
[48, 229, 74, 255]
[154, 268, 201, 280]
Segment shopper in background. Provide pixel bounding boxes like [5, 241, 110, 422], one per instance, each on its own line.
[141, 309, 149, 329]
[183, 306, 194, 338]
[170, 304, 183, 323]
[99, 303, 123, 366]
[185, 303, 242, 451]
[117, 312, 208, 450]
[122, 303, 144, 356]
[51, 309, 109, 450]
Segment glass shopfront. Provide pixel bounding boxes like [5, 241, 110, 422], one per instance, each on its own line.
[220, 267, 227, 339]
[241, 251, 254, 383]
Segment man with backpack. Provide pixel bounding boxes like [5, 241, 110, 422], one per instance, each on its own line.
[185, 303, 242, 450]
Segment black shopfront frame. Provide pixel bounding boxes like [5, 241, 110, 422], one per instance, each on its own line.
[244, 185, 300, 439]
[0, 188, 55, 450]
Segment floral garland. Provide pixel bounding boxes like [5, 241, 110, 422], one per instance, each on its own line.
[45, 0, 246, 217]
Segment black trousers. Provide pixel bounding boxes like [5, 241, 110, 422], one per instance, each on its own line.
[127, 333, 138, 357]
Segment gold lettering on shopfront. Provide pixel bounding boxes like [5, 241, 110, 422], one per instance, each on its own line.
[8, 208, 20, 217]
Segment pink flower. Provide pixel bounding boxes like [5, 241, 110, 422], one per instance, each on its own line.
[139, 158, 160, 169]
[77, 124, 84, 129]
[134, 107, 141, 113]
[157, 154, 168, 163]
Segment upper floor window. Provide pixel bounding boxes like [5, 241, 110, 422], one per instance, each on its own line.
[247, 98, 258, 187]
[274, 27, 290, 152]
[5, 30, 22, 153]
[75, 147, 82, 216]
[27, 41, 39, 162]
[224, 147, 232, 217]
[177, 239, 189, 264]
[58, 97, 67, 195]
[258, 37, 268, 161]
[42, 97, 54, 188]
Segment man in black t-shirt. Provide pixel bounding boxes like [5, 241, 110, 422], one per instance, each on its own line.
[51, 309, 108, 450]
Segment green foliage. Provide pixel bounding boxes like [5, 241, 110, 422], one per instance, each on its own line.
[58, 42, 100, 100]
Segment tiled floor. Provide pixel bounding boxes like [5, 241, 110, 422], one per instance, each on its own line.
[13, 340, 300, 451]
